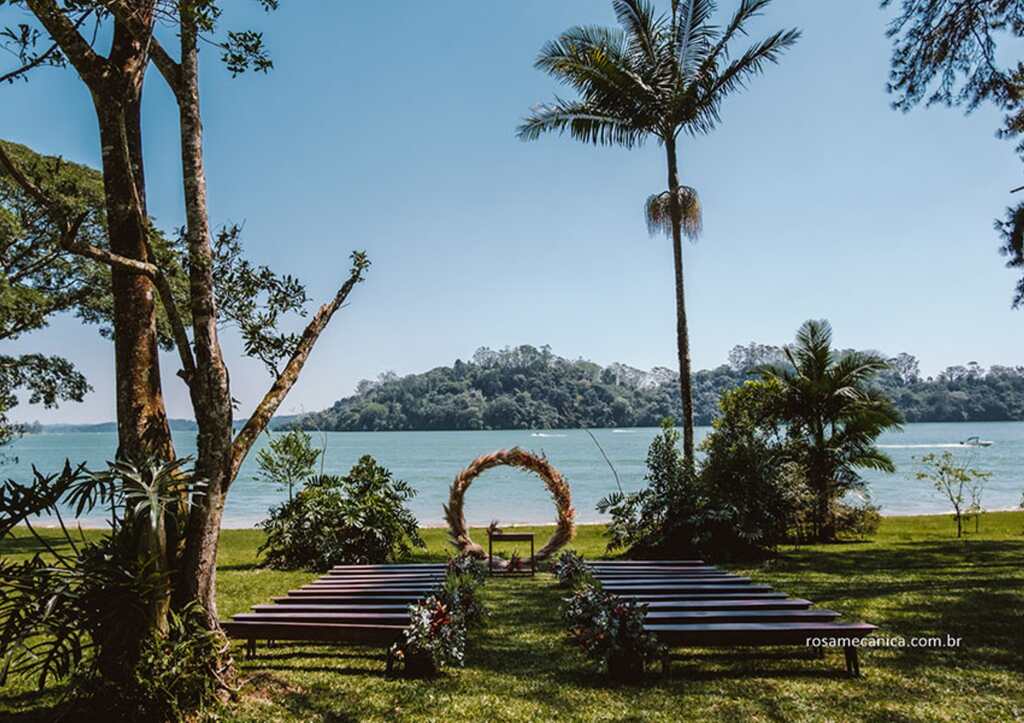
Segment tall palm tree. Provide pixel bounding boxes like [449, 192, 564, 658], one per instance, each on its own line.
[518, 0, 799, 461]
[761, 320, 903, 542]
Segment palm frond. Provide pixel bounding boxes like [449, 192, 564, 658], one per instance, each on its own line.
[687, 26, 801, 133]
[517, 98, 647, 147]
[673, 0, 718, 81]
[644, 186, 702, 240]
[613, 0, 664, 67]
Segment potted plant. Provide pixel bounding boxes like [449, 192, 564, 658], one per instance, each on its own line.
[563, 585, 662, 683]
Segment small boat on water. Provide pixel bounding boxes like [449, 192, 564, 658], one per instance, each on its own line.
[960, 436, 994, 447]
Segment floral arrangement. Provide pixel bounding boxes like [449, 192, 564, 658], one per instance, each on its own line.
[562, 584, 662, 679]
[551, 550, 591, 588]
[440, 569, 487, 628]
[390, 595, 466, 676]
[447, 551, 487, 584]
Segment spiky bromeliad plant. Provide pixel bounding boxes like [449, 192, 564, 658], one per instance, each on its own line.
[0, 457, 215, 718]
[519, 0, 800, 462]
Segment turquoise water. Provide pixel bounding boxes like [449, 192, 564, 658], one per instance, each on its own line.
[2, 422, 1021, 527]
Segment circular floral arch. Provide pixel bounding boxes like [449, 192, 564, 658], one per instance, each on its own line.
[444, 448, 576, 561]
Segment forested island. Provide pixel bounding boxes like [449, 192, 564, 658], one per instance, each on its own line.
[292, 345, 1024, 432]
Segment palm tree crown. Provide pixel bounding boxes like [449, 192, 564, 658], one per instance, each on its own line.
[517, 0, 800, 151]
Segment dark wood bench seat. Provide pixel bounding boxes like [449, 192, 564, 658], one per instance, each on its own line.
[222, 620, 409, 660]
[233, 611, 411, 624]
[586, 560, 707, 566]
[643, 598, 812, 611]
[645, 610, 840, 624]
[252, 603, 411, 612]
[273, 594, 425, 604]
[598, 581, 770, 589]
[622, 591, 787, 601]
[600, 576, 752, 586]
[646, 621, 878, 677]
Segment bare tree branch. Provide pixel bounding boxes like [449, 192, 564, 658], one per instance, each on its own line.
[0, 141, 197, 381]
[229, 253, 370, 483]
[24, 0, 105, 87]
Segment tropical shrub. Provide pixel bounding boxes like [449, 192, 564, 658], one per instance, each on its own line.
[259, 455, 423, 571]
[439, 571, 487, 629]
[597, 419, 706, 558]
[563, 584, 661, 680]
[0, 459, 218, 720]
[389, 595, 466, 677]
[698, 379, 809, 556]
[75, 603, 222, 722]
[447, 551, 487, 583]
[833, 499, 882, 540]
[551, 550, 591, 589]
[761, 319, 902, 542]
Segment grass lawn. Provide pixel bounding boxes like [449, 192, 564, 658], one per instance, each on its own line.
[2, 512, 1023, 721]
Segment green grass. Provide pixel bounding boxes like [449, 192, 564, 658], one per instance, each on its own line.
[2, 513, 1023, 721]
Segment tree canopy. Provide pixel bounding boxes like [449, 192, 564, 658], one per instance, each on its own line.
[293, 343, 1024, 433]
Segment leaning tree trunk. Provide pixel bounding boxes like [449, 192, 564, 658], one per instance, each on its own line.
[665, 138, 695, 462]
[173, 15, 236, 630]
[91, 16, 176, 636]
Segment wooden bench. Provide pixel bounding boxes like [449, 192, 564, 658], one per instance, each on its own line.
[221, 564, 445, 664]
[586, 560, 877, 677]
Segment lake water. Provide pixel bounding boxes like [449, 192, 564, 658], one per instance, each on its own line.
[2, 422, 1021, 528]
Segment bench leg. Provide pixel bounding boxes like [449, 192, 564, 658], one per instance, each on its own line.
[844, 646, 860, 678]
[245, 639, 256, 660]
[385, 647, 395, 676]
[660, 649, 671, 677]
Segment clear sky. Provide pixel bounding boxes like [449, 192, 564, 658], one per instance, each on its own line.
[3, 0, 1022, 424]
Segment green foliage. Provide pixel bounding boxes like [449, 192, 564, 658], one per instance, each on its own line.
[0, 457, 211, 718]
[254, 429, 322, 501]
[73, 603, 222, 723]
[598, 418, 706, 557]
[295, 344, 1024, 433]
[389, 594, 467, 677]
[762, 319, 903, 541]
[699, 379, 809, 554]
[258, 455, 424, 571]
[440, 570, 488, 629]
[916, 451, 993, 537]
[562, 584, 662, 672]
[551, 550, 592, 589]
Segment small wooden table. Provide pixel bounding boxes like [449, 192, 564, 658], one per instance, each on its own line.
[487, 532, 535, 576]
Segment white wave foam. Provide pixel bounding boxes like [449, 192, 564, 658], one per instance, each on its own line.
[531, 432, 567, 438]
[878, 443, 988, 449]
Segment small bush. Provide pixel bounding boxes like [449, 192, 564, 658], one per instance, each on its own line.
[440, 571, 487, 628]
[551, 550, 591, 588]
[834, 500, 882, 540]
[259, 455, 424, 571]
[447, 552, 487, 584]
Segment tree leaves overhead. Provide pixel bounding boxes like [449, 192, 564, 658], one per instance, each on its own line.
[883, 0, 1024, 308]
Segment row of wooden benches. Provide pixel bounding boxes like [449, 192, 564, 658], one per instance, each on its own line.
[583, 559, 876, 676]
[221, 564, 451, 659]
[221, 560, 876, 677]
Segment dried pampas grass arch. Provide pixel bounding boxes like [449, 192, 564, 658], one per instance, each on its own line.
[444, 448, 576, 562]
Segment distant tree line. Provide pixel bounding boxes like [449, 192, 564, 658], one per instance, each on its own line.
[293, 344, 1024, 432]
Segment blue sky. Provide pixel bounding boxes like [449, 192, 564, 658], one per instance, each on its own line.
[3, 0, 1021, 424]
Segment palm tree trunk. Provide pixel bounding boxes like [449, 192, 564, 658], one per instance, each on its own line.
[665, 138, 695, 462]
